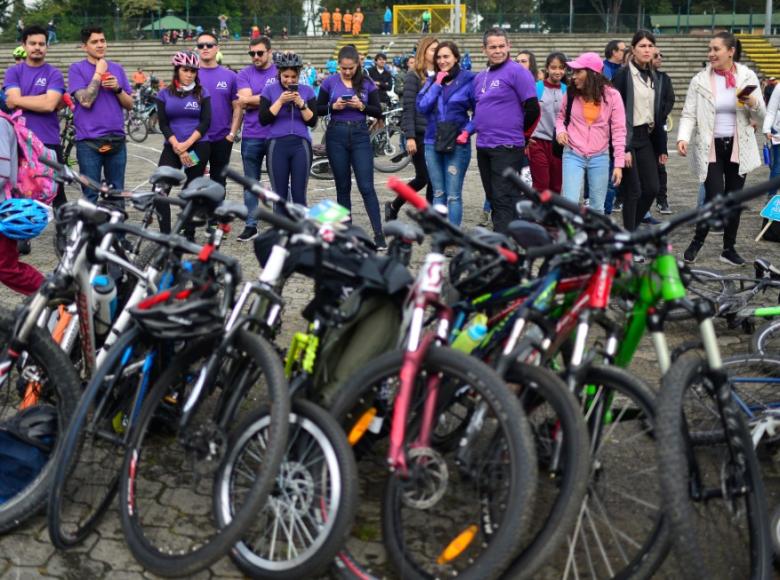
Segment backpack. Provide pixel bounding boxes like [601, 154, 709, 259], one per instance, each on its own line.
[0, 110, 58, 205]
[0, 406, 56, 504]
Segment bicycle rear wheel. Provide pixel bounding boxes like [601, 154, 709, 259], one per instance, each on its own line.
[0, 307, 80, 533]
[127, 114, 149, 143]
[310, 158, 334, 181]
[657, 353, 772, 580]
[118, 329, 290, 577]
[752, 319, 780, 356]
[669, 268, 739, 321]
[332, 347, 537, 580]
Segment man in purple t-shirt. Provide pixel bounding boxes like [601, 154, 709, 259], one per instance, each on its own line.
[235, 36, 277, 241]
[195, 32, 241, 195]
[472, 27, 540, 234]
[4, 25, 66, 208]
[68, 27, 133, 203]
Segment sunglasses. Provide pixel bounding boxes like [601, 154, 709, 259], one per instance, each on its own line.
[197, 43, 216, 49]
[248, 50, 266, 57]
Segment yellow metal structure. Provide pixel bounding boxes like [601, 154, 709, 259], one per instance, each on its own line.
[737, 34, 780, 77]
[393, 4, 467, 34]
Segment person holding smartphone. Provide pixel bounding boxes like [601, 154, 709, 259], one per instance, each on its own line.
[259, 52, 317, 206]
[155, 50, 211, 233]
[677, 31, 766, 266]
[317, 44, 385, 249]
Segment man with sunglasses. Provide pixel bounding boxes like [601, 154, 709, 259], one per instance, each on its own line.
[235, 36, 276, 241]
[195, 32, 240, 199]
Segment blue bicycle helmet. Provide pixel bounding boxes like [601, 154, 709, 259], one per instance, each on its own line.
[0, 198, 49, 240]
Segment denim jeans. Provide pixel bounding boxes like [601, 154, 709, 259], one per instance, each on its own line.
[604, 158, 617, 213]
[241, 138, 268, 228]
[326, 121, 382, 236]
[561, 148, 610, 213]
[425, 143, 471, 226]
[75, 141, 127, 203]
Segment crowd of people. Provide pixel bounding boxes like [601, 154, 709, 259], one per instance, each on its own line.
[0, 23, 776, 298]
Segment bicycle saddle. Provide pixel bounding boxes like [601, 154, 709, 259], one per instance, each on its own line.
[178, 177, 225, 207]
[469, 226, 513, 248]
[149, 166, 186, 188]
[214, 201, 248, 223]
[754, 257, 780, 280]
[507, 219, 553, 249]
[384, 220, 424, 244]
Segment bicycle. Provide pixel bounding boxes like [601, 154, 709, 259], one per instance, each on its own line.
[370, 107, 411, 173]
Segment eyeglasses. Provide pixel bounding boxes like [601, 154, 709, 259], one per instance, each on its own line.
[197, 43, 216, 49]
[248, 50, 266, 57]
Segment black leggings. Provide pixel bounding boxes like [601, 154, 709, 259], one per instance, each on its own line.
[620, 125, 660, 231]
[157, 141, 210, 233]
[390, 135, 433, 211]
[693, 137, 745, 250]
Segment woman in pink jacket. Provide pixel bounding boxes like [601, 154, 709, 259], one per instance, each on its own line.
[555, 52, 626, 213]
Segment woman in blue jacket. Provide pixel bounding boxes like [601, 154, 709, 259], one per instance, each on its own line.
[416, 41, 475, 226]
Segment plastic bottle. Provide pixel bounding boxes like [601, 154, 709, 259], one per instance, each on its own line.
[92, 275, 117, 336]
[764, 143, 772, 167]
[452, 313, 488, 354]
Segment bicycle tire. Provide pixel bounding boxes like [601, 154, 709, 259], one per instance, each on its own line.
[500, 363, 591, 579]
[216, 399, 358, 579]
[331, 347, 537, 580]
[561, 365, 670, 579]
[373, 125, 411, 173]
[127, 114, 149, 143]
[752, 318, 780, 356]
[310, 158, 334, 181]
[47, 327, 161, 548]
[118, 329, 290, 577]
[0, 307, 80, 533]
[656, 353, 772, 580]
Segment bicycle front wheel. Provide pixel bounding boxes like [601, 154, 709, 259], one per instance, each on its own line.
[332, 347, 537, 580]
[373, 126, 411, 173]
[752, 319, 780, 356]
[657, 353, 772, 580]
[127, 114, 149, 143]
[118, 329, 290, 577]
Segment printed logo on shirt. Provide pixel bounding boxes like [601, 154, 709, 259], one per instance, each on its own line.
[184, 101, 201, 110]
[489, 80, 501, 89]
[215, 81, 228, 89]
[34, 77, 48, 87]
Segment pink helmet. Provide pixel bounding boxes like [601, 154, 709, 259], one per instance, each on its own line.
[171, 51, 200, 69]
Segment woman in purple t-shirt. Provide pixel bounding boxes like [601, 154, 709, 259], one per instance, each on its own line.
[155, 51, 212, 233]
[316, 45, 386, 249]
[259, 53, 318, 206]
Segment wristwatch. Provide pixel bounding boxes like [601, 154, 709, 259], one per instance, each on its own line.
[113, 87, 123, 95]
[298, 103, 308, 111]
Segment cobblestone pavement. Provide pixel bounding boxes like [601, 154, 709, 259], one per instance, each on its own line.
[1, 130, 779, 578]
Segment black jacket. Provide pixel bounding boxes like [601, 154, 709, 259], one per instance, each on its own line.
[612, 64, 667, 156]
[368, 66, 393, 103]
[400, 71, 427, 138]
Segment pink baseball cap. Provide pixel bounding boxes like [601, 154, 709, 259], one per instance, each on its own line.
[566, 52, 604, 74]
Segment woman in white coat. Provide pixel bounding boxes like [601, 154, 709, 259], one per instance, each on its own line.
[677, 31, 766, 266]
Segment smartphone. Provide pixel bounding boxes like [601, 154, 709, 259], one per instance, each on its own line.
[341, 93, 354, 101]
[738, 85, 758, 98]
[188, 150, 200, 165]
[287, 83, 299, 92]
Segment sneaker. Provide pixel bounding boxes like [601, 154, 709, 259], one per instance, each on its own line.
[633, 254, 646, 264]
[17, 239, 30, 255]
[384, 201, 399, 222]
[641, 215, 662, 225]
[374, 234, 388, 251]
[237, 226, 258, 242]
[683, 241, 702, 263]
[720, 248, 746, 266]
[613, 201, 623, 212]
[479, 210, 491, 227]
[657, 200, 672, 214]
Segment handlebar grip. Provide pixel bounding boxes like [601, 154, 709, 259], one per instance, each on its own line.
[39, 156, 68, 174]
[525, 243, 570, 260]
[253, 207, 303, 234]
[497, 246, 519, 264]
[731, 175, 780, 206]
[223, 168, 280, 204]
[387, 177, 428, 210]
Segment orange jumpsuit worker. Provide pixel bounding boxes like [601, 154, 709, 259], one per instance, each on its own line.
[344, 10, 353, 34]
[321, 9, 331, 34]
[332, 8, 342, 33]
[352, 7, 364, 35]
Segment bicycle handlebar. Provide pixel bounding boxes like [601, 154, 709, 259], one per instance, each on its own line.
[40, 157, 124, 200]
[253, 206, 304, 234]
[387, 177, 428, 211]
[222, 168, 281, 205]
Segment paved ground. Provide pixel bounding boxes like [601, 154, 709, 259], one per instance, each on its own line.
[0, 130, 778, 579]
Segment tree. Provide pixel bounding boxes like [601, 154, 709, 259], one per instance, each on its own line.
[119, 0, 161, 18]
